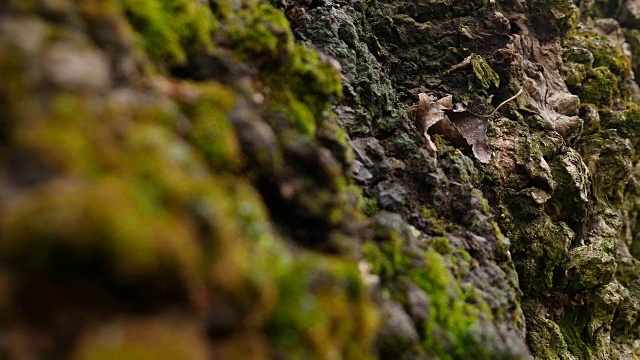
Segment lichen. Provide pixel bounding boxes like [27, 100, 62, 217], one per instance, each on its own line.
[469, 54, 500, 90]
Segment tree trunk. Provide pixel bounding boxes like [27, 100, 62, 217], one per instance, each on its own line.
[0, 0, 639, 358]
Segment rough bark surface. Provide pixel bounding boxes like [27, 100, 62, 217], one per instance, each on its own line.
[0, 0, 639, 359]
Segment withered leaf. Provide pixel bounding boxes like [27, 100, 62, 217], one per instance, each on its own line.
[415, 93, 492, 164]
[417, 93, 451, 155]
[444, 110, 492, 163]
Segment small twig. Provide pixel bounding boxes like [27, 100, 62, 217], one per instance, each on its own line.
[443, 55, 472, 76]
[407, 123, 423, 138]
[478, 88, 524, 118]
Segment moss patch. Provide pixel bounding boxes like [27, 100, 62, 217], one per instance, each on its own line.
[123, 0, 216, 65]
[363, 219, 493, 359]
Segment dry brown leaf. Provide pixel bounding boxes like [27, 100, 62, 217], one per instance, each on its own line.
[445, 110, 492, 163]
[417, 93, 450, 155]
[415, 93, 493, 164]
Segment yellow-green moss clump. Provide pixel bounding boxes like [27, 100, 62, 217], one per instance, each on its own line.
[174, 81, 244, 171]
[123, 0, 216, 64]
[469, 54, 500, 90]
[214, 1, 342, 136]
[72, 317, 211, 360]
[266, 254, 378, 358]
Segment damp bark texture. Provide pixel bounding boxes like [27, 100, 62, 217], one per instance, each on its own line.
[1, 0, 640, 358]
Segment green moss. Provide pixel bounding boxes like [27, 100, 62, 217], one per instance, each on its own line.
[262, 45, 342, 136]
[216, 1, 341, 138]
[363, 228, 492, 359]
[22, 93, 101, 175]
[574, 67, 618, 107]
[470, 188, 491, 214]
[316, 116, 355, 174]
[469, 54, 499, 90]
[579, 129, 633, 207]
[286, 44, 343, 108]
[73, 318, 209, 360]
[265, 254, 378, 359]
[361, 197, 380, 216]
[222, 2, 294, 64]
[220, 2, 342, 105]
[2, 85, 265, 311]
[600, 107, 640, 153]
[205, 177, 291, 317]
[363, 241, 395, 280]
[532, 0, 578, 37]
[420, 206, 438, 219]
[270, 90, 318, 136]
[560, 244, 616, 292]
[524, 302, 574, 359]
[438, 144, 483, 185]
[6, 0, 38, 11]
[174, 81, 244, 171]
[624, 29, 640, 79]
[555, 293, 615, 359]
[0, 85, 267, 304]
[123, 0, 216, 65]
[427, 236, 453, 255]
[545, 148, 590, 224]
[564, 30, 630, 74]
[124, 123, 205, 205]
[562, 62, 588, 88]
[0, 178, 203, 296]
[413, 251, 489, 359]
[508, 213, 573, 294]
[563, 29, 634, 105]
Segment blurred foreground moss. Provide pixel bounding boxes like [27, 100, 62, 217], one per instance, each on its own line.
[0, 0, 377, 358]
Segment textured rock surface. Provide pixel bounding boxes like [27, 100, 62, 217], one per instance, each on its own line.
[276, 0, 640, 357]
[1, 0, 639, 359]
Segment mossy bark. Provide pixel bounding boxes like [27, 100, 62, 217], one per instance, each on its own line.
[1, 0, 640, 359]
